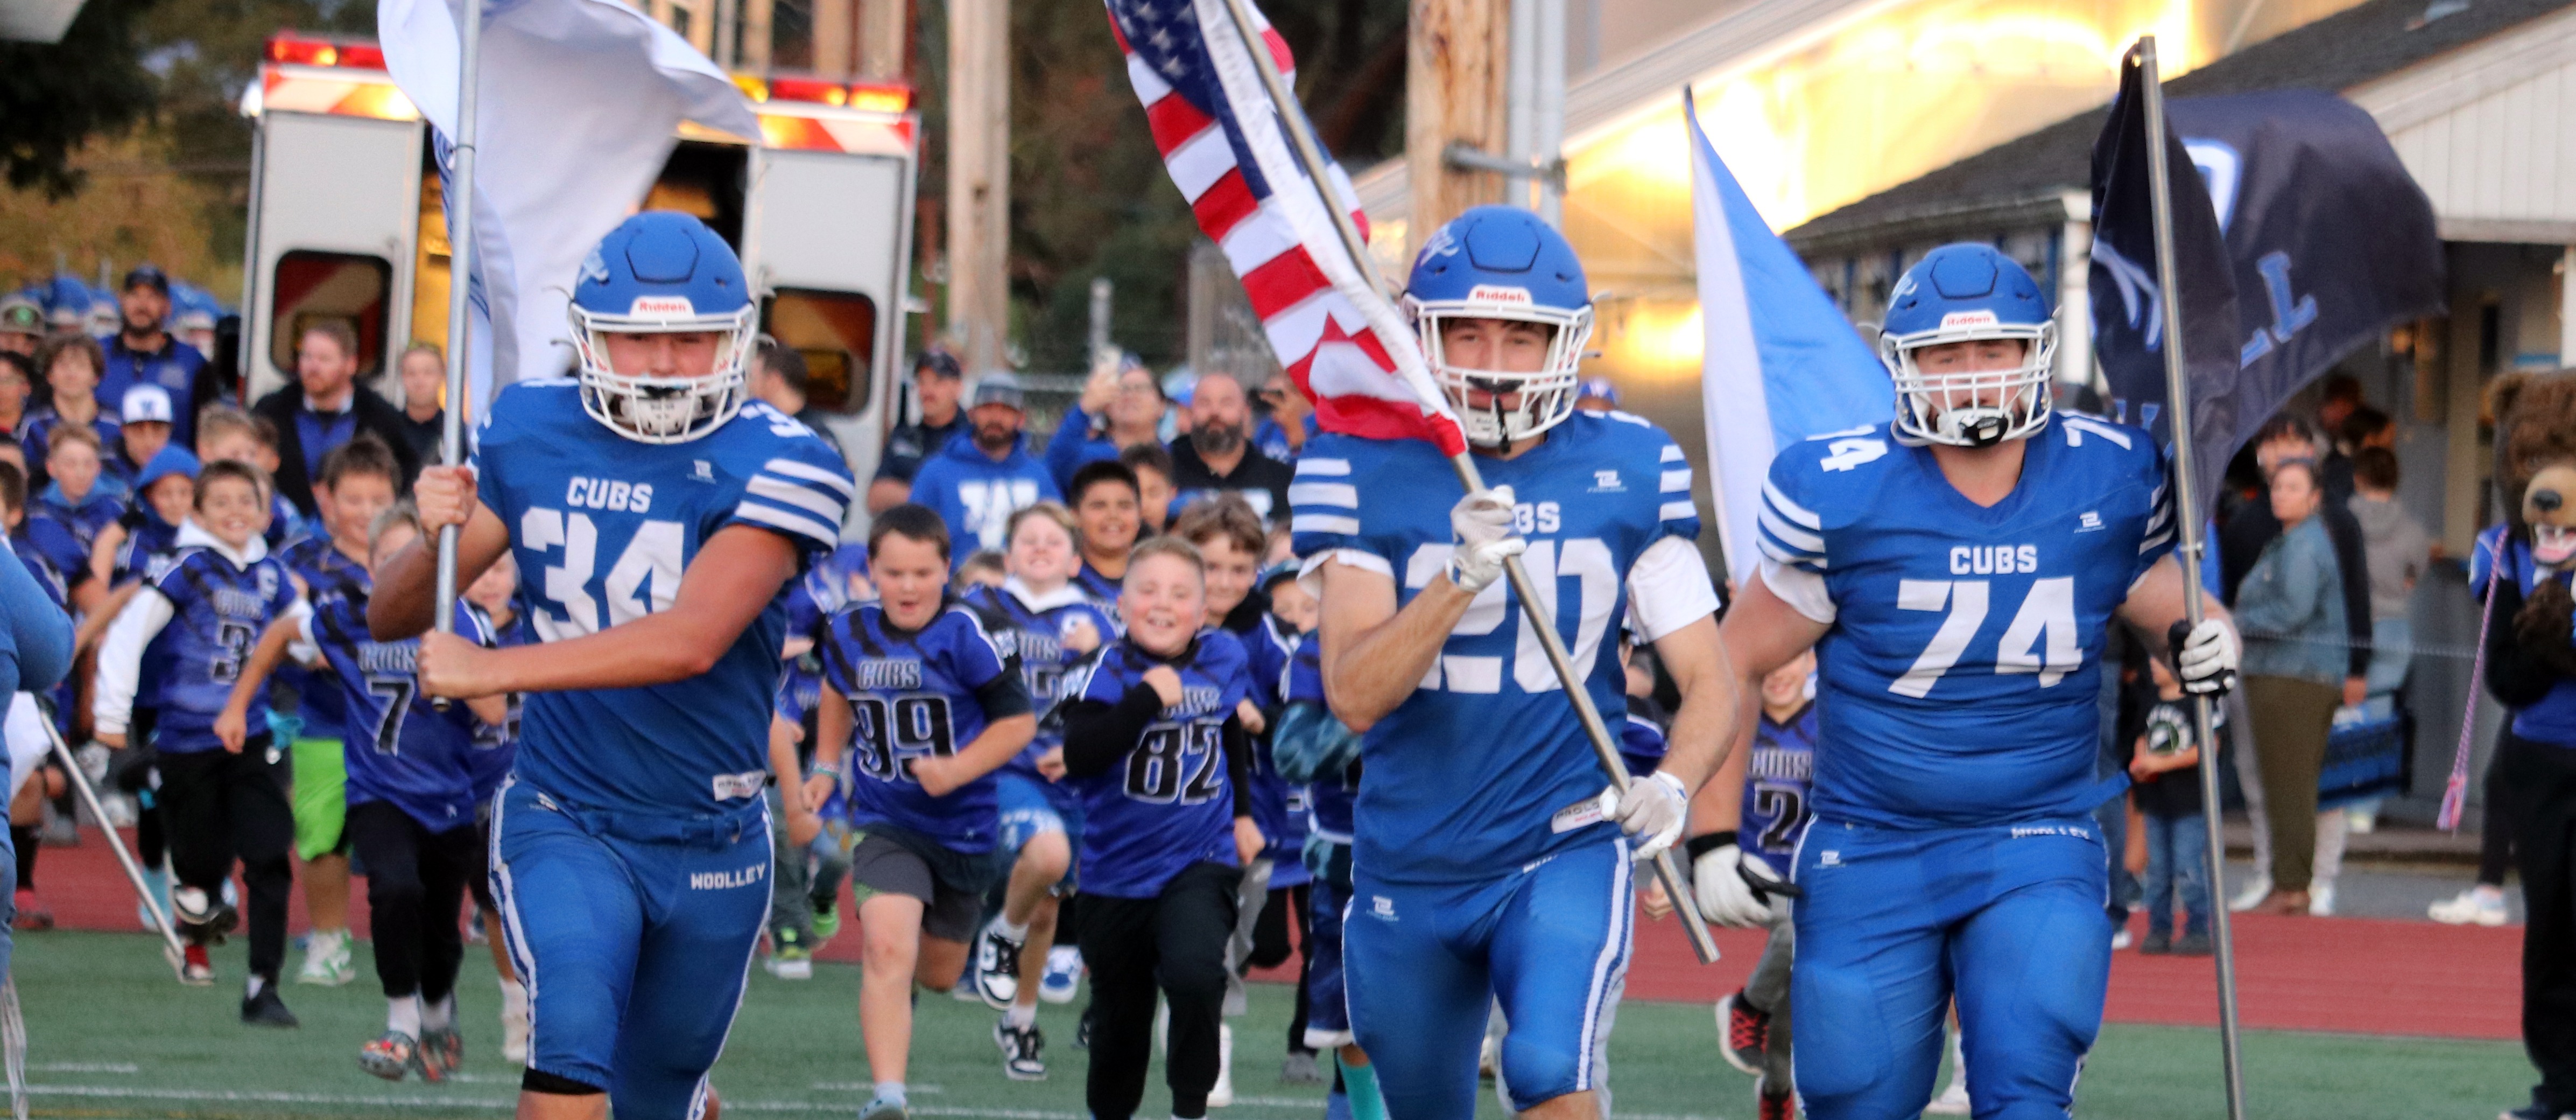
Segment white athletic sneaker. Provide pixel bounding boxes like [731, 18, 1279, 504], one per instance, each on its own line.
[1039, 946, 1082, 1004]
[1208, 1023, 1234, 1107]
[2110, 928, 2132, 950]
[2431, 887, 2511, 927]
[1925, 1080, 1972, 1115]
[2227, 873, 2274, 913]
[2307, 883, 2336, 917]
[298, 929, 356, 986]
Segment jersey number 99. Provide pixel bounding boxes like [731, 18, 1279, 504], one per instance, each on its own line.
[850, 695, 956, 781]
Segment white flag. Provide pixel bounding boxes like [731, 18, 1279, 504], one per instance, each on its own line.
[380, 0, 758, 413]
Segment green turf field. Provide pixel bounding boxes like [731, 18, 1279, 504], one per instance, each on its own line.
[5, 930, 2533, 1118]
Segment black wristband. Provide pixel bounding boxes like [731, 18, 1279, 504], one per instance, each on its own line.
[1684, 831, 1738, 861]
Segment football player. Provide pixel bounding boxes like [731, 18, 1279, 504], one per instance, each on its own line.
[369, 212, 856, 1120]
[1694, 243, 2238, 1118]
[1292, 205, 1733, 1119]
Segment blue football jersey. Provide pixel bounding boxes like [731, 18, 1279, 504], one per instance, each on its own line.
[1741, 703, 1818, 862]
[1618, 712, 1667, 780]
[1074, 564, 1123, 610]
[276, 535, 369, 741]
[306, 592, 490, 830]
[112, 508, 184, 586]
[141, 547, 299, 752]
[1283, 628, 1357, 846]
[819, 599, 1024, 853]
[785, 543, 872, 646]
[1066, 631, 1252, 898]
[471, 381, 855, 819]
[1756, 414, 2174, 829]
[1289, 412, 1699, 884]
[466, 610, 534, 804]
[963, 580, 1117, 779]
[1235, 615, 1304, 870]
[17, 516, 89, 595]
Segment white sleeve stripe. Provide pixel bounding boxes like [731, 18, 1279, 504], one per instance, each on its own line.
[747, 477, 846, 520]
[1659, 444, 1685, 463]
[1297, 547, 1392, 578]
[1762, 478, 1822, 529]
[1758, 506, 1826, 554]
[1659, 469, 1691, 493]
[1287, 482, 1359, 508]
[1292, 513, 1362, 535]
[1759, 558, 1838, 625]
[761, 458, 857, 496]
[1296, 458, 1352, 477]
[1659, 500, 1697, 521]
[2139, 528, 2175, 554]
[734, 503, 840, 546]
[1757, 537, 1822, 571]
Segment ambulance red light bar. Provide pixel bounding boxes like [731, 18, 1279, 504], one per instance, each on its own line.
[266, 34, 387, 70]
[735, 74, 913, 115]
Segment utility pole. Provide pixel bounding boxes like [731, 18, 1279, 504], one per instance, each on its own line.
[741, 0, 772, 67]
[814, 0, 853, 74]
[947, 0, 1009, 373]
[1406, 0, 1508, 255]
[858, 0, 906, 79]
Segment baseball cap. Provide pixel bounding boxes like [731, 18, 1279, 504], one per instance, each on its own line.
[122, 384, 175, 425]
[137, 446, 201, 489]
[913, 349, 963, 381]
[122, 265, 171, 295]
[0, 296, 39, 337]
[970, 372, 1025, 411]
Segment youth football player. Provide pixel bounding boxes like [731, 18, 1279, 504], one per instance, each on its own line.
[1271, 631, 1387, 1120]
[1701, 650, 1816, 1120]
[1695, 243, 2239, 1118]
[368, 211, 856, 1120]
[807, 503, 1034, 1120]
[1292, 205, 1734, 1120]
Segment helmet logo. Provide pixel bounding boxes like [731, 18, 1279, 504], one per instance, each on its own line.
[1939, 310, 1999, 329]
[630, 296, 696, 316]
[580, 248, 610, 285]
[1468, 285, 1533, 305]
[1418, 226, 1461, 261]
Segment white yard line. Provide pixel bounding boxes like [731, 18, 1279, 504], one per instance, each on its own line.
[22, 1084, 1342, 1118]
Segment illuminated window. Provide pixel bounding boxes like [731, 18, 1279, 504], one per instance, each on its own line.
[764, 289, 878, 414]
[271, 251, 392, 377]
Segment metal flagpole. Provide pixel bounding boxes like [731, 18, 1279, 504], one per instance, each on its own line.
[435, 0, 488, 645]
[2135, 35, 2249, 1120]
[1211, 0, 1722, 965]
[38, 720, 188, 977]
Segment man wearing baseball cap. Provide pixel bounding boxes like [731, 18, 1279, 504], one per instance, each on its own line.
[110, 384, 177, 490]
[0, 295, 41, 359]
[869, 348, 972, 514]
[101, 265, 209, 448]
[907, 370, 1061, 565]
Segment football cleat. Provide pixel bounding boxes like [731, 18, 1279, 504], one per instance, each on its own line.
[179, 944, 214, 986]
[1718, 990, 1770, 1076]
[1757, 1074, 1798, 1120]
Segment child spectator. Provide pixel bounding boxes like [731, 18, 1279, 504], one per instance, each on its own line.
[1069, 460, 1143, 605]
[216, 503, 506, 1077]
[963, 501, 1117, 1080]
[91, 460, 301, 1021]
[111, 385, 175, 491]
[763, 645, 849, 982]
[199, 407, 306, 547]
[10, 446, 107, 630]
[459, 552, 532, 1062]
[955, 549, 1008, 591]
[30, 424, 124, 554]
[1058, 536, 1266, 1120]
[2128, 656, 2215, 956]
[0, 354, 32, 439]
[23, 334, 118, 490]
[0, 434, 25, 479]
[101, 446, 197, 588]
[1120, 443, 1177, 536]
[807, 505, 1035, 1120]
[272, 435, 401, 988]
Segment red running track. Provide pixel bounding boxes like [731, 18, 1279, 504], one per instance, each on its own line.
[24, 829, 2520, 1040]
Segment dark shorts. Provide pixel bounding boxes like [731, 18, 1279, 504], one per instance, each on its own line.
[848, 824, 999, 943]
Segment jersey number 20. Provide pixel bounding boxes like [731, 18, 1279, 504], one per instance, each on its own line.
[1403, 539, 1617, 694]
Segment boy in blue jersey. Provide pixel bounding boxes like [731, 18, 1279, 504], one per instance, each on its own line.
[1294, 206, 1733, 1120]
[961, 501, 1114, 1079]
[804, 505, 1034, 1119]
[1694, 244, 2241, 1119]
[91, 459, 303, 1019]
[30, 424, 123, 558]
[1701, 652, 1815, 1120]
[368, 212, 857, 1120]
[271, 434, 400, 989]
[216, 505, 510, 1081]
[1069, 460, 1143, 607]
[1056, 536, 1268, 1120]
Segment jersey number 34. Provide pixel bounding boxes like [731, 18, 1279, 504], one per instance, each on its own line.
[1890, 577, 2080, 697]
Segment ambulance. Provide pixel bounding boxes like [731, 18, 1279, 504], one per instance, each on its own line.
[237, 31, 920, 479]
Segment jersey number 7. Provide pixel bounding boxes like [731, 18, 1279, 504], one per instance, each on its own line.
[1889, 577, 2080, 697]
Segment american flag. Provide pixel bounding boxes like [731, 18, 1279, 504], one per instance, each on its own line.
[1106, 0, 1468, 456]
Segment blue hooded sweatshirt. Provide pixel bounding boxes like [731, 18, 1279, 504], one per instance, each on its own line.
[909, 428, 1060, 567]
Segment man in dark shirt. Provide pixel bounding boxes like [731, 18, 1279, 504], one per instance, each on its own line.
[1166, 372, 1291, 525]
[100, 267, 209, 447]
[868, 348, 967, 514]
[2218, 413, 2371, 705]
[251, 321, 419, 516]
[395, 344, 448, 468]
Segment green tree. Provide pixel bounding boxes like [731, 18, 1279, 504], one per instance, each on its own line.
[0, 0, 163, 198]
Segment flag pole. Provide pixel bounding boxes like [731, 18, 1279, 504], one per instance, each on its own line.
[1211, 0, 1722, 965]
[2135, 36, 2249, 1120]
[434, 0, 487, 645]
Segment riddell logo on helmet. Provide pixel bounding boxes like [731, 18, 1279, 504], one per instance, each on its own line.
[1468, 285, 1533, 305]
[1940, 311, 1999, 328]
[629, 296, 696, 316]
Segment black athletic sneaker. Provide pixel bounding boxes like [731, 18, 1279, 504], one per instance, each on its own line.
[241, 983, 300, 1027]
[995, 1017, 1046, 1080]
[2171, 934, 2214, 956]
[173, 886, 238, 944]
[2501, 1103, 2573, 1120]
[2139, 931, 2173, 955]
[1718, 990, 1769, 1076]
[1075, 1004, 1093, 1051]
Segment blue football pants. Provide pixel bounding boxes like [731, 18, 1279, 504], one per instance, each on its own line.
[1790, 816, 2112, 1120]
[1347, 836, 1632, 1117]
[489, 780, 772, 1120]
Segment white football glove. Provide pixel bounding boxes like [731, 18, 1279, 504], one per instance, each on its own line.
[1692, 839, 1790, 928]
[1601, 771, 1688, 861]
[1447, 485, 1526, 593]
[2169, 618, 2241, 697]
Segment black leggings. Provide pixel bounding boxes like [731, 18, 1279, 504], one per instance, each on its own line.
[1248, 883, 1312, 1053]
[158, 745, 294, 981]
[1079, 862, 1240, 1120]
[347, 802, 477, 1004]
[2485, 732, 2550, 886]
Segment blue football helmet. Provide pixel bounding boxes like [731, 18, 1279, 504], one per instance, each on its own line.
[1879, 243, 2057, 448]
[1404, 205, 1594, 446]
[567, 212, 758, 444]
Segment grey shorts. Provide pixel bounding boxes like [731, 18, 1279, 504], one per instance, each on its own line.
[848, 825, 1000, 943]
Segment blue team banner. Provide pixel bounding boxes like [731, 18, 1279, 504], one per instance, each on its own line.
[1687, 89, 1891, 583]
[2093, 69, 2444, 521]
